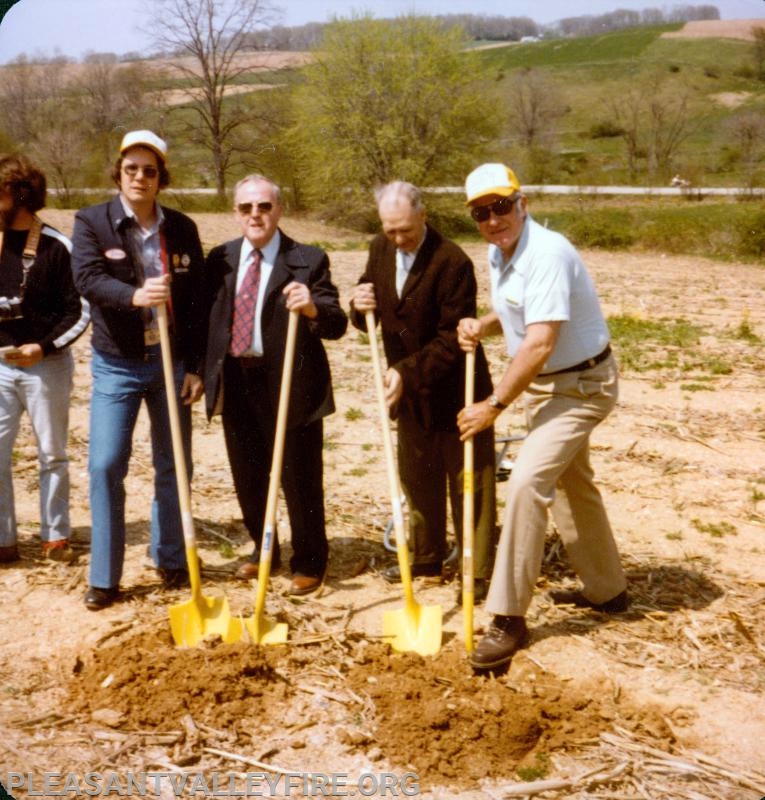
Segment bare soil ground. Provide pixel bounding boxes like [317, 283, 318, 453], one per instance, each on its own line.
[1, 209, 764, 799]
[661, 19, 765, 41]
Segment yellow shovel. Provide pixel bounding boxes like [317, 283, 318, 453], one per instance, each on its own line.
[462, 350, 476, 653]
[365, 311, 442, 656]
[240, 310, 298, 645]
[158, 304, 243, 647]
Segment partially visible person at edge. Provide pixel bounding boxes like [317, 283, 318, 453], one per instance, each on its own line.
[203, 175, 347, 596]
[349, 181, 497, 603]
[456, 163, 628, 671]
[71, 131, 206, 610]
[0, 154, 90, 566]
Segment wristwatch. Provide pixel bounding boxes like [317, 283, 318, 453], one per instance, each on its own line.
[488, 393, 507, 410]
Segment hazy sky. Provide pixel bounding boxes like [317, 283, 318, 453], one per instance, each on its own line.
[0, 0, 763, 62]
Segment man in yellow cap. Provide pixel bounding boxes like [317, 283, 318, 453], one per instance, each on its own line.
[71, 130, 206, 610]
[457, 163, 627, 671]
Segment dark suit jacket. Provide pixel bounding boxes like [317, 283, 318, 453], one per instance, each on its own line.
[204, 231, 347, 426]
[71, 195, 206, 373]
[350, 224, 492, 432]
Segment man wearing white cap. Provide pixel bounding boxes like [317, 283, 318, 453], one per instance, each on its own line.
[71, 130, 206, 610]
[457, 163, 627, 670]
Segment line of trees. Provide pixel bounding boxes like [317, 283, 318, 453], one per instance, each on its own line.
[0, 0, 762, 210]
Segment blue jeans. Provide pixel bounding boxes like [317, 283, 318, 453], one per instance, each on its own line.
[0, 350, 74, 546]
[88, 346, 191, 589]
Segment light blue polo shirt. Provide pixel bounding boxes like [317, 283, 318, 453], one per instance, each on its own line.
[488, 216, 609, 374]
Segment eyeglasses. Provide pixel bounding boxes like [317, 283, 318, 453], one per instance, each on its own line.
[470, 196, 518, 223]
[236, 201, 273, 215]
[122, 163, 159, 179]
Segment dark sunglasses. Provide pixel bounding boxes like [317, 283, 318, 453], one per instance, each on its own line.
[470, 196, 518, 223]
[236, 201, 273, 215]
[122, 163, 158, 179]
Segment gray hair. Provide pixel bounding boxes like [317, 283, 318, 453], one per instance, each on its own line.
[233, 174, 283, 205]
[374, 181, 424, 213]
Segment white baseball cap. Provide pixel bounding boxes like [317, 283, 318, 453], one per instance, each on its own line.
[465, 163, 521, 204]
[119, 130, 167, 164]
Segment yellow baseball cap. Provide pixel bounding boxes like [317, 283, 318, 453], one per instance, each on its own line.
[465, 163, 521, 204]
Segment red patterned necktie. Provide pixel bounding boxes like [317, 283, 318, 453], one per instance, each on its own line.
[230, 249, 262, 356]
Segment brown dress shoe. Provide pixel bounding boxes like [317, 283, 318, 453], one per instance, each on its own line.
[235, 561, 261, 580]
[289, 574, 322, 596]
[235, 555, 281, 580]
[470, 616, 529, 671]
[549, 588, 629, 613]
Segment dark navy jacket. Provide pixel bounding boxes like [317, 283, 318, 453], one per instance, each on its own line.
[71, 195, 205, 374]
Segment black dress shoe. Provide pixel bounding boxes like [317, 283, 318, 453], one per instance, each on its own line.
[84, 586, 120, 611]
[382, 562, 441, 584]
[470, 616, 529, 671]
[158, 568, 190, 590]
[549, 588, 629, 613]
[456, 578, 488, 605]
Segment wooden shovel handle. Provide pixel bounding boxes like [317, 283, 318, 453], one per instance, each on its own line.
[463, 349, 476, 651]
[365, 310, 415, 606]
[157, 304, 200, 596]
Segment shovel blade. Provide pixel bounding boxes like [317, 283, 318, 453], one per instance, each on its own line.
[169, 595, 243, 647]
[383, 601, 442, 656]
[241, 613, 289, 646]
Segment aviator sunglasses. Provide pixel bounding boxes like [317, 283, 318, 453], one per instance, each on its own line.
[122, 163, 159, 179]
[237, 201, 274, 215]
[470, 195, 518, 223]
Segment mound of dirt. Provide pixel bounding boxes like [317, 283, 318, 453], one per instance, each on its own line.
[66, 629, 673, 790]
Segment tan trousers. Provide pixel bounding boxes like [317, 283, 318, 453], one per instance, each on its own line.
[485, 354, 626, 617]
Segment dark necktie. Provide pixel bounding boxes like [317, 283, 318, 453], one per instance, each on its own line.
[230, 249, 262, 357]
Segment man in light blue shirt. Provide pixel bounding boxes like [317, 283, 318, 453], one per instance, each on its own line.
[457, 163, 628, 671]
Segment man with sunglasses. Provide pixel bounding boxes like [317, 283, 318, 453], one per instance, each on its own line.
[203, 175, 347, 596]
[456, 163, 627, 671]
[350, 181, 497, 603]
[71, 130, 206, 610]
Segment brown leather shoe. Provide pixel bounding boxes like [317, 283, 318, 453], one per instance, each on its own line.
[235, 555, 281, 580]
[549, 588, 629, 613]
[470, 616, 528, 671]
[235, 560, 261, 580]
[289, 574, 322, 596]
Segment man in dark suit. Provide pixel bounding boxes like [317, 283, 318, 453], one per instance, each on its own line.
[204, 174, 347, 596]
[71, 130, 206, 610]
[349, 181, 497, 602]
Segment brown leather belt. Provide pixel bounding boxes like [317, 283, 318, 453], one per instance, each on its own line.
[542, 344, 612, 376]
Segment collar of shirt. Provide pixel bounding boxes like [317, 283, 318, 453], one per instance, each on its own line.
[119, 195, 164, 237]
[240, 229, 280, 271]
[488, 216, 531, 278]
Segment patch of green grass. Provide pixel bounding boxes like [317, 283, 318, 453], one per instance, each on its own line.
[347, 467, 368, 477]
[665, 531, 683, 541]
[218, 541, 235, 559]
[608, 315, 704, 372]
[706, 358, 733, 376]
[691, 518, 737, 538]
[345, 407, 365, 421]
[734, 315, 761, 344]
[680, 382, 714, 392]
[516, 753, 551, 782]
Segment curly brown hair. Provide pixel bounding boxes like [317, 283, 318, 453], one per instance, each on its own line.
[0, 153, 47, 213]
